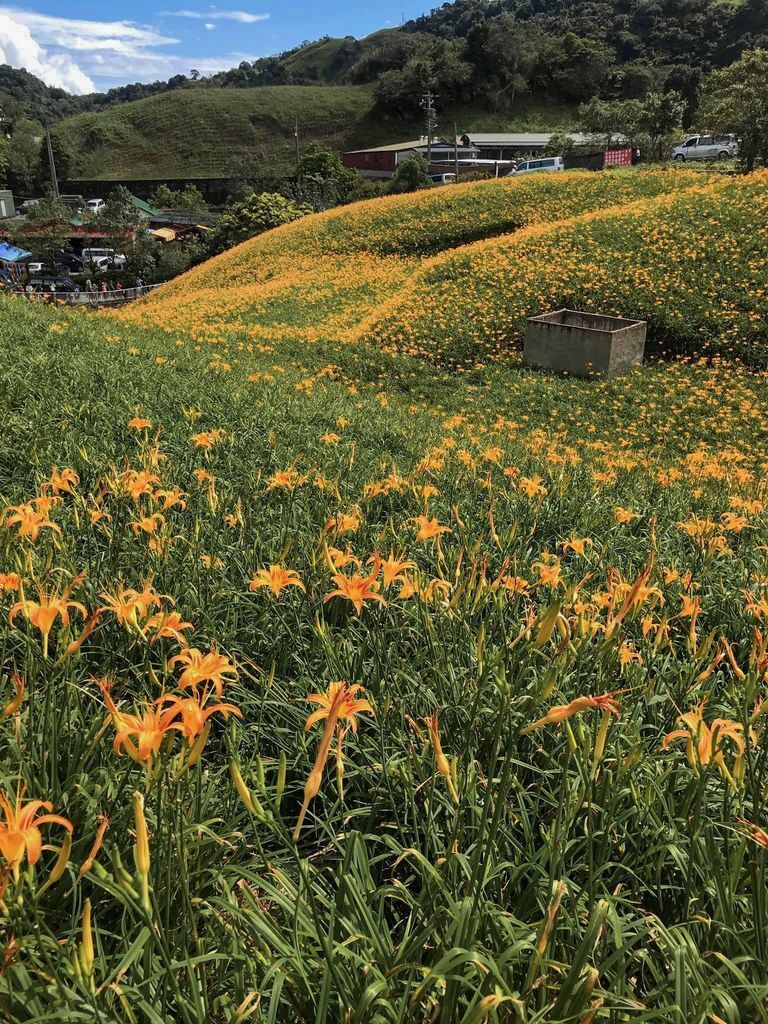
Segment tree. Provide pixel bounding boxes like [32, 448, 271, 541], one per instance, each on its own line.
[579, 97, 645, 146]
[297, 143, 361, 206]
[7, 118, 42, 194]
[206, 192, 312, 254]
[638, 91, 685, 160]
[466, 16, 541, 111]
[0, 136, 8, 188]
[388, 154, 433, 195]
[701, 49, 768, 171]
[148, 184, 177, 210]
[93, 186, 156, 275]
[15, 193, 72, 263]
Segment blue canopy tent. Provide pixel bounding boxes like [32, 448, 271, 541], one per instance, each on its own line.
[0, 242, 31, 280]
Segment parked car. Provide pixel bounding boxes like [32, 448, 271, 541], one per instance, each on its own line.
[53, 250, 85, 272]
[18, 199, 41, 215]
[430, 172, 456, 185]
[59, 194, 84, 213]
[25, 261, 45, 274]
[82, 246, 127, 269]
[85, 198, 105, 214]
[27, 274, 79, 293]
[671, 134, 738, 161]
[512, 156, 565, 175]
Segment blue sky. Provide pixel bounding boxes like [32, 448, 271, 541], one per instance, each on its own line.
[0, 2, 431, 94]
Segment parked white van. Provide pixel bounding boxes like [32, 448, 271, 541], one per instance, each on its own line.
[512, 156, 565, 175]
[85, 198, 105, 214]
[430, 172, 456, 185]
[671, 134, 738, 161]
[82, 246, 127, 269]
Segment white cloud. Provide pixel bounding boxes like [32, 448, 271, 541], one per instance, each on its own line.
[205, 22, 216, 29]
[164, 9, 270, 23]
[0, 8, 263, 92]
[0, 11, 95, 93]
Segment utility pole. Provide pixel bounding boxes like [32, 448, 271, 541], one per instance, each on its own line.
[420, 90, 438, 167]
[294, 116, 301, 179]
[454, 122, 460, 182]
[45, 123, 59, 198]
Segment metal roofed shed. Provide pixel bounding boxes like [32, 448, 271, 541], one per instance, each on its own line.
[131, 196, 163, 219]
[460, 132, 628, 161]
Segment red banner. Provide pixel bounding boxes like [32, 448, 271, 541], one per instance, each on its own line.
[604, 147, 634, 167]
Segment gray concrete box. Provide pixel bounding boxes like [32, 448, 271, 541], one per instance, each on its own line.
[524, 309, 647, 378]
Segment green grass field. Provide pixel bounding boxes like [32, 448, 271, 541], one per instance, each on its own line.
[0, 170, 767, 1021]
[54, 84, 576, 182]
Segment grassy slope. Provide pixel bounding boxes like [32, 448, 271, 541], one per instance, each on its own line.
[54, 85, 376, 180]
[2, 173, 768, 1017]
[281, 29, 397, 82]
[55, 83, 576, 182]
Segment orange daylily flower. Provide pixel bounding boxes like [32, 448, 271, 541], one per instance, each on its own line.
[521, 692, 622, 734]
[145, 610, 194, 644]
[3, 503, 61, 542]
[127, 416, 151, 430]
[43, 467, 79, 496]
[378, 553, 417, 587]
[411, 516, 451, 542]
[0, 790, 72, 876]
[155, 487, 188, 511]
[662, 704, 746, 786]
[99, 680, 181, 764]
[9, 578, 87, 658]
[100, 585, 161, 631]
[156, 689, 241, 742]
[0, 573, 21, 593]
[169, 646, 237, 696]
[119, 469, 160, 501]
[130, 512, 165, 536]
[519, 475, 547, 498]
[249, 565, 306, 598]
[294, 681, 373, 840]
[324, 554, 385, 614]
[266, 469, 304, 493]
[191, 429, 225, 450]
[324, 512, 361, 536]
[326, 547, 360, 571]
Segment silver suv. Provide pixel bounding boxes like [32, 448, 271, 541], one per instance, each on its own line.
[671, 134, 738, 161]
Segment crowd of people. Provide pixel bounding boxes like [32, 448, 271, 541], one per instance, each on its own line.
[3, 275, 147, 303]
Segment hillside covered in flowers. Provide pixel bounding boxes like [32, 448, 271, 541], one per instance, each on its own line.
[0, 167, 767, 1021]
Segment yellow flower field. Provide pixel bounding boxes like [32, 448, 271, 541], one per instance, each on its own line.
[0, 168, 767, 1021]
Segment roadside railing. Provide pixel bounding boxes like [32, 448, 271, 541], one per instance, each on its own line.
[8, 283, 164, 306]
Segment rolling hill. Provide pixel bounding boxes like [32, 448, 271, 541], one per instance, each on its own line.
[51, 85, 377, 182]
[51, 85, 576, 183]
[2, 166, 768, 1018]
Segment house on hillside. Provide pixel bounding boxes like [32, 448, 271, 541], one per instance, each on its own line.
[342, 139, 479, 179]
